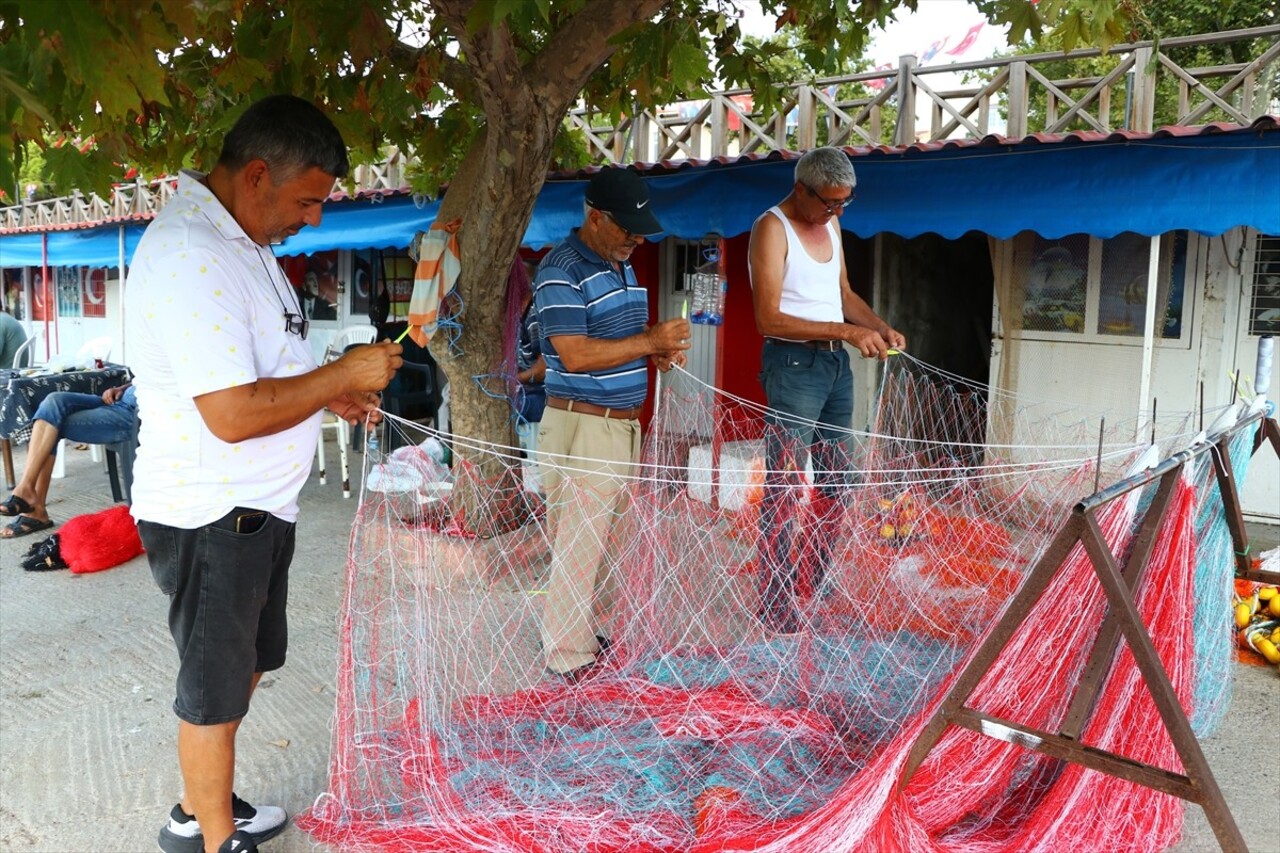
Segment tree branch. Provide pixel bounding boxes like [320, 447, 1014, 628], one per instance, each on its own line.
[433, 0, 528, 118]
[527, 0, 671, 107]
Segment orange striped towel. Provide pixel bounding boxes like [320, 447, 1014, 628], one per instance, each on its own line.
[406, 218, 462, 347]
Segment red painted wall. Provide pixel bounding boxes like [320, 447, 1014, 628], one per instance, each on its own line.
[629, 241, 662, 424]
[719, 233, 766, 406]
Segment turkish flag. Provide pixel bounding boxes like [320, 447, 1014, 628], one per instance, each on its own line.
[866, 63, 894, 91]
[946, 23, 984, 56]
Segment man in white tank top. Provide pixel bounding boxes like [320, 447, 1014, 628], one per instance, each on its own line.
[748, 147, 905, 634]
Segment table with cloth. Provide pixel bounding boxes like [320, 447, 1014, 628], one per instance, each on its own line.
[0, 364, 132, 489]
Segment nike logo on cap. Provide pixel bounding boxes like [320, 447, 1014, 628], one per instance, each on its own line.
[636, 200, 648, 208]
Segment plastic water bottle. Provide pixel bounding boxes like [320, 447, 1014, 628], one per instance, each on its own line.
[689, 273, 710, 325]
[707, 275, 726, 326]
[692, 250, 726, 326]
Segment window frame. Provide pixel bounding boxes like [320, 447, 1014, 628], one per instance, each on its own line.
[1007, 230, 1195, 349]
[1246, 231, 1280, 337]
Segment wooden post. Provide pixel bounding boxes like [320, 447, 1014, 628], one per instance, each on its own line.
[632, 112, 651, 163]
[1130, 46, 1157, 133]
[710, 95, 727, 158]
[893, 55, 917, 146]
[796, 85, 816, 150]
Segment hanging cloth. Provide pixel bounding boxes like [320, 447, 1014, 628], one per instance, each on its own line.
[403, 218, 462, 347]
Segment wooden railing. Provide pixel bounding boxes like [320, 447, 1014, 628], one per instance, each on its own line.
[3, 25, 1276, 233]
[570, 24, 1278, 159]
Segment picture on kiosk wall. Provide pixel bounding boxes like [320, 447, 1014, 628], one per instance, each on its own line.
[279, 251, 340, 322]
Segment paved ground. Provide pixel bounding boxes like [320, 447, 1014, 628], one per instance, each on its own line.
[0, 441, 1276, 853]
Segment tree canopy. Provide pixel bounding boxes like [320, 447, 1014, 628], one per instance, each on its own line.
[1, 0, 1147, 531]
[2, 0, 1144, 199]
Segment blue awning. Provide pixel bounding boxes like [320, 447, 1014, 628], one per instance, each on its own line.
[272, 194, 440, 258]
[645, 128, 1280, 242]
[0, 225, 148, 268]
[4, 122, 1277, 265]
[0, 231, 42, 266]
[533, 125, 1280, 245]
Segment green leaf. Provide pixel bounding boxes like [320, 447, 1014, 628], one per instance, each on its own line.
[1056, 10, 1088, 53]
[668, 40, 709, 91]
[1004, 1, 1043, 46]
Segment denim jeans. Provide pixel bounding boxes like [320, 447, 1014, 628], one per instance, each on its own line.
[757, 341, 854, 631]
[34, 387, 138, 454]
[519, 383, 546, 425]
[139, 507, 295, 725]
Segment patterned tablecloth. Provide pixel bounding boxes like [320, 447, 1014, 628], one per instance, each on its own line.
[0, 365, 132, 445]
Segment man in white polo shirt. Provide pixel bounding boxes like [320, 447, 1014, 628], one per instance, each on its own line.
[126, 95, 402, 853]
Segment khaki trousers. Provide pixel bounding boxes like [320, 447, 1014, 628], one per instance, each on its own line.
[537, 406, 641, 673]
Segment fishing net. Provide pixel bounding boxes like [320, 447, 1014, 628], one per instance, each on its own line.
[298, 353, 1260, 853]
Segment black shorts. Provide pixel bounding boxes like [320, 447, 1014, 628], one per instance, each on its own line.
[138, 508, 295, 725]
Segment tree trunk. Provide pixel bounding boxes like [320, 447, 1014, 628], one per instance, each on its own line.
[430, 114, 560, 537]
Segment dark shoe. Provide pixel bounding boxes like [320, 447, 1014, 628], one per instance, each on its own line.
[217, 830, 258, 853]
[1, 514, 53, 539]
[0, 493, 34, 517]
[157, 795, 288, 853]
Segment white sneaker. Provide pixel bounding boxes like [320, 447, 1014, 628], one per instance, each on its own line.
[157, 794, 288, 853]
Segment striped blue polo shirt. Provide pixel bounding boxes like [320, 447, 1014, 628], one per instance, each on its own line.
[533, 230, 649, 408]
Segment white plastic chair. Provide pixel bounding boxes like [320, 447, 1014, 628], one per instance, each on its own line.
[11, 336, 34, 369]
[75, 335, 114, 364]
[317, 324, 378, 498]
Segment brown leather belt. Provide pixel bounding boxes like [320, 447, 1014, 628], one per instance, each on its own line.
[547, 396, 642, 420]
[765, 337, 842, 352]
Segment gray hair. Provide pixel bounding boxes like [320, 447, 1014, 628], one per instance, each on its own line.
[217, 94, 349, 182]
[795, 147, 856, 190]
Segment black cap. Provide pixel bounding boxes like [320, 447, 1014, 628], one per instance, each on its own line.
[585, 169, 663, 236]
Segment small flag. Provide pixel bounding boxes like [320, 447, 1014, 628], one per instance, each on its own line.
[946, 23, 984, 56]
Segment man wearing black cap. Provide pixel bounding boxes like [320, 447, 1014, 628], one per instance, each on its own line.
[533, 168, 691, 680]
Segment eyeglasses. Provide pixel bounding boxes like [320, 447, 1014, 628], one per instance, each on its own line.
[284, 312, 310, 340]
[254, 247, 309, 340]
[600, 210, 640, 241]
[802, 183, 855, 214]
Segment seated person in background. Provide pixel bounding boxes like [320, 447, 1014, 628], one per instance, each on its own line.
[0, 383, 138, 538]
[0, 308, 27, 368]
[516, 289, 546, 456]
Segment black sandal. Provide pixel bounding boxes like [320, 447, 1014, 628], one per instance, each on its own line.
[2, 514, 54, 538]
[0, 494, 34, 517]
